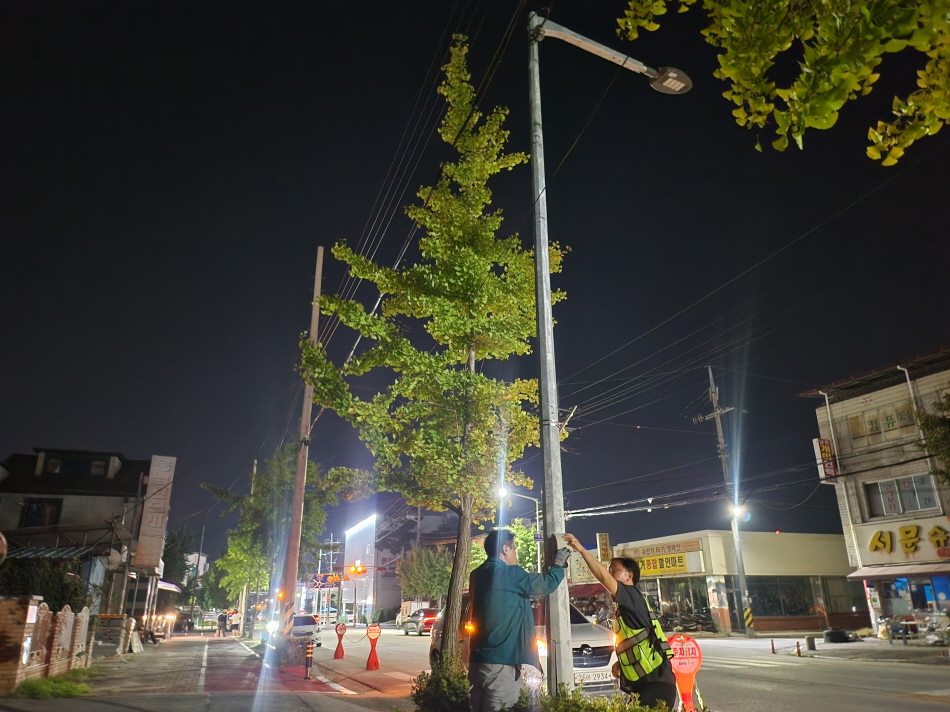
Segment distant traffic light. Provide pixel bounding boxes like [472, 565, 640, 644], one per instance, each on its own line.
[348, 564, 366, 575]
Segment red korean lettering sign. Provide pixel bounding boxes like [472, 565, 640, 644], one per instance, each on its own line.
[668, 634, 702, 712]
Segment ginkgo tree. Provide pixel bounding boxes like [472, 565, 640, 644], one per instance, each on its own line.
[300, 36, 566, 657]
[617, 0, 950, 164]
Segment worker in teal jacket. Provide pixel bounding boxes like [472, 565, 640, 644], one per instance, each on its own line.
[468, 528, 572, 712]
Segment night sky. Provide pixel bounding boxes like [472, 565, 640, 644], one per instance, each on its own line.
[3, 1, 949, 560]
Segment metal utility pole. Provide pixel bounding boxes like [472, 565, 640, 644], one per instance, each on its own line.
[528, 16, 573, 694]
[528, 11, 692, 692]
[281, 247, 325, 635]
[701, 366, 754, 637]
[189, 525, 205, 621]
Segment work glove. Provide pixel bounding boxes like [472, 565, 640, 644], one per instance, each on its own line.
[553, 547, 572, 568]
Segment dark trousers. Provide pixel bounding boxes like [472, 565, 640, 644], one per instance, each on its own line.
[626, 680, 677, 708]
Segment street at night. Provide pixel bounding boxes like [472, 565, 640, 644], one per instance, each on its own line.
[2, 2, 950, 711]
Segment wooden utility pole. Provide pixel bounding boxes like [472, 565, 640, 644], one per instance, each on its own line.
[281, 247, 324, 635]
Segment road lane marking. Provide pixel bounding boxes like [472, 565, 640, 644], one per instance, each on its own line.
[237, 637, 356, 694]
[316, 675, 358, 694]
[198, 640, 209, 692]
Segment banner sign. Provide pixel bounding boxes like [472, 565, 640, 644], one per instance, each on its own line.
[813, 438, 837, 480]
[596, 533, 612, 562]
[567, 551, 598, 584]
[134, 455, 176, 569]
[622, 539, 702, 559]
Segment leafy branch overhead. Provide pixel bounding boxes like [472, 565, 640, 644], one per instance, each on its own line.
[617, 0, 950, 164]
[918, 391, 950, 487]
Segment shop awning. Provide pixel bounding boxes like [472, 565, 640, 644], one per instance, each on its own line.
[569, 583, 608, 597]
[847, 562, 950, 580]
[6, 546, 93, 560]
[157, 581, 182, 593]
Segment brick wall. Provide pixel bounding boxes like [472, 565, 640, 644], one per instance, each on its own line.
[0, 596, 44, 693]
[0, 598, 98, 692]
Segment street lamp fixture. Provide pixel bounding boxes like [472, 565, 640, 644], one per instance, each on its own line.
[527, 11, 691, 691]
[732, 505, 744, 518]
[498, 488, 543, 573]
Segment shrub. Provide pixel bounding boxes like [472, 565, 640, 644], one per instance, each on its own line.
[515, 686, 671, 712]
[14, 669, 94, 699]
[411, 654, 471, 712]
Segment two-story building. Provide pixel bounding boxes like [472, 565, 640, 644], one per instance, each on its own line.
[804, 350, 950, 628]
[0, 447, 177, 622]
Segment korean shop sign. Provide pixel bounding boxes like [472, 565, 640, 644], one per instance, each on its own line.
[636, 553, 689, 575]
[856, 515, 950, 565]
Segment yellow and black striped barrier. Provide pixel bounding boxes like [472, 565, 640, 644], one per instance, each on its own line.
[743, 607, 754, 630]
[281, 601, 296, 637]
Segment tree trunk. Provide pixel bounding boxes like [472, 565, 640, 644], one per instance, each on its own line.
[441, 493, 473, 659]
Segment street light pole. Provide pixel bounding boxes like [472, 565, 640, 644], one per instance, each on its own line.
[702, 365, 754, 638]
[527, 11, 692, 693]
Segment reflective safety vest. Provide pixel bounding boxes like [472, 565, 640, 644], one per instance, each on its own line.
[614, 598, 673, 684]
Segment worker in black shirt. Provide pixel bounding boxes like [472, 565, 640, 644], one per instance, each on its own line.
[563, 534, 676, 708]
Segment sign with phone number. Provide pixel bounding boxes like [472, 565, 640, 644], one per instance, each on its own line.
[636, 553, 687, 574]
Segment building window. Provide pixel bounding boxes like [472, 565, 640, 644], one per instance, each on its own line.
[45, 457, 106, 475]
[865, 474, 939, 517]
[848, 400, 917, 449]
[748, 576, 814, 617]
[20, 498, 63, 527]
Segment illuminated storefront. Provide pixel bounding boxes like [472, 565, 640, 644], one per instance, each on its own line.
[610, 530, 867, 633]
[806, 351, 950, 633]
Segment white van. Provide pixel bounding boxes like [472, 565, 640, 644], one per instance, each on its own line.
[430, 593, 617, 695]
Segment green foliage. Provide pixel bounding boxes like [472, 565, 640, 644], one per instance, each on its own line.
[468, 520, 540, 575]
[299, 36, 562, 519]
[300, 36, 566, 655]
[411, 653, 471, 712]
[398, 546, 453, 601]
[14, 668, 94, 699]
[200, 561, 232, 610]
[510, 518, 542, 572]
[161, 526, 193, 586]
[617, 0, 950, 164]
[918, 391, 950, 487]
[511, 685, 670, 712]
[205, 442, 372, 599]
[468, 537, 487, 575]
[0, 558, 89, 611]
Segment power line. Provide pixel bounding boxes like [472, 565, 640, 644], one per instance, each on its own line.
[561, 137, 950, 386]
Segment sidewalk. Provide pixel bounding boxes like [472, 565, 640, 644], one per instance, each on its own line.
[699, 632, 950, 665]
[806, 636, 950, 665]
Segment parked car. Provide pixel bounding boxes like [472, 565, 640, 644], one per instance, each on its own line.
[291, 614, 322, 645]
[403, 607, 439, 636]
[430, 594, 617, 695]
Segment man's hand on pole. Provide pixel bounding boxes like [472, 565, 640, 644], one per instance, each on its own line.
[553, 547, 572, 568]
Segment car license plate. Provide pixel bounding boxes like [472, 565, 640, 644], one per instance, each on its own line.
[574, 670, 613, 684]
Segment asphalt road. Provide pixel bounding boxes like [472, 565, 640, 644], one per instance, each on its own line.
[694, 639, 950, 712]
[0, 632, 946, 712]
